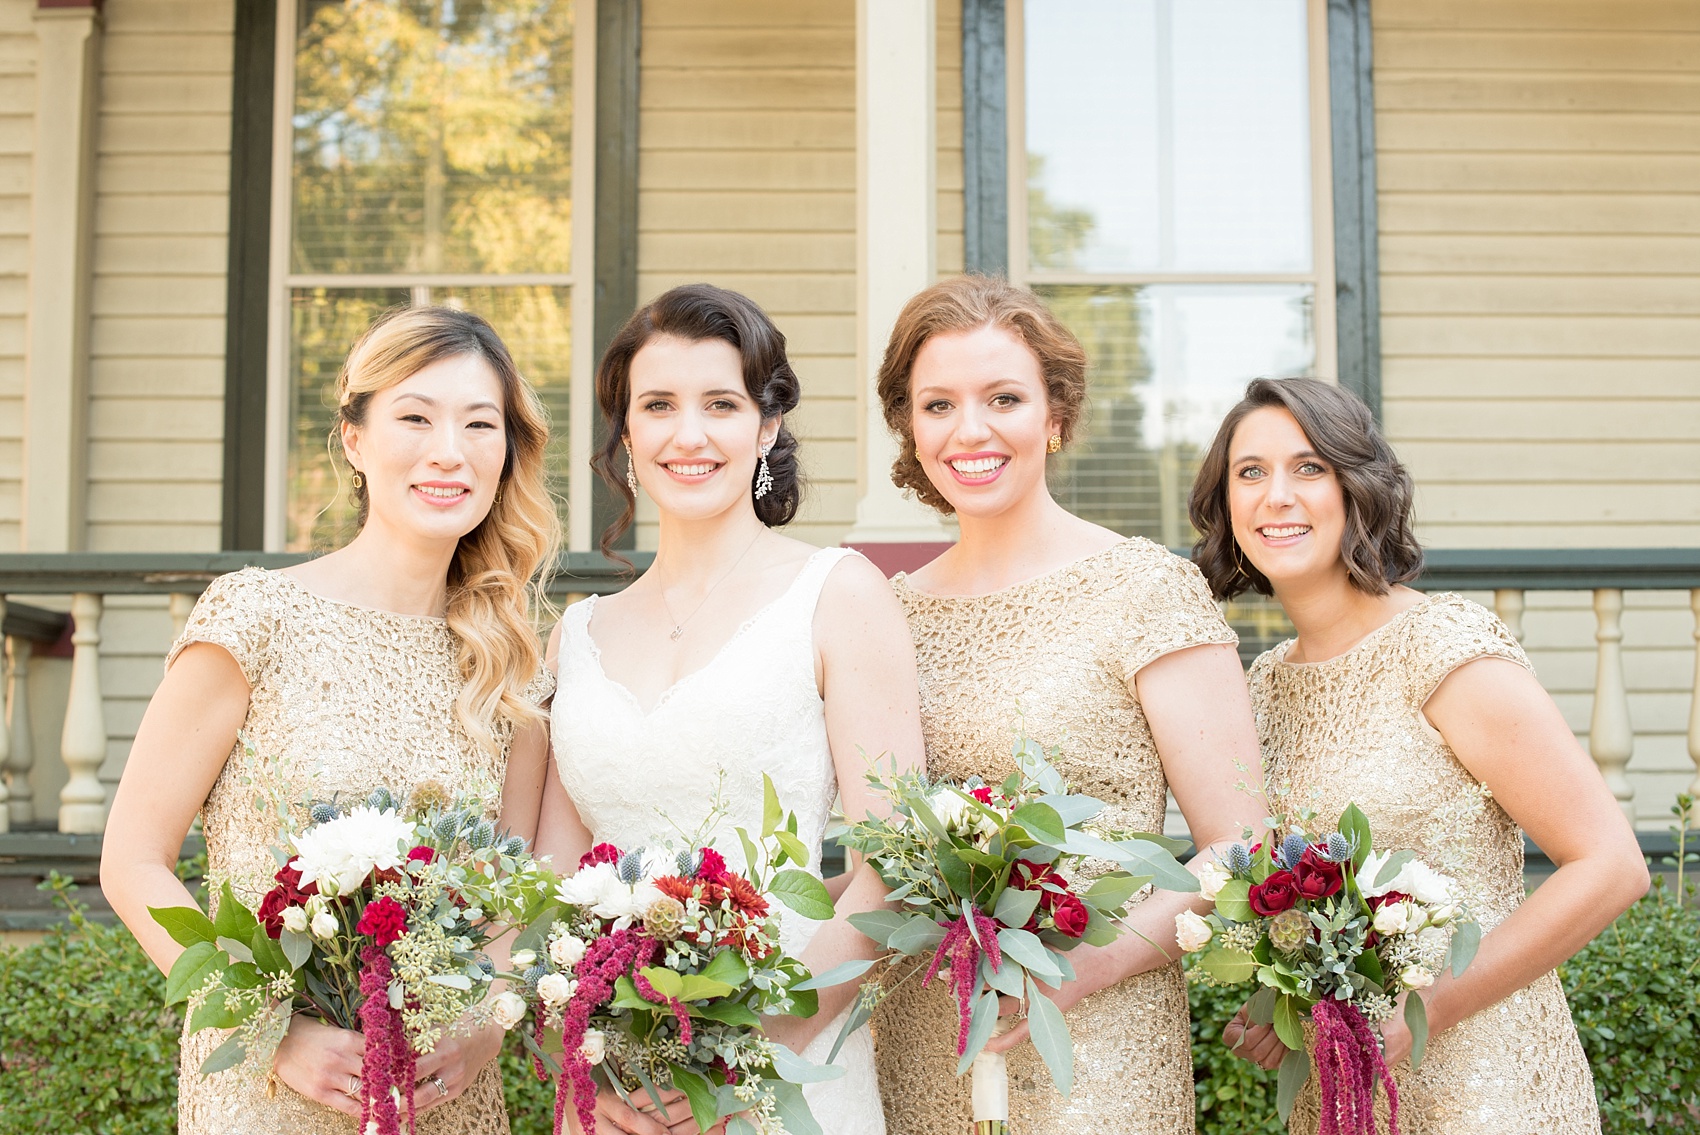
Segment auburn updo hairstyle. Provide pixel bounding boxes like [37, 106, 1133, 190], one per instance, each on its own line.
[336, 305, 560, 754]
[875, 275, 1088, 514]
[1188, 377, 1424, 600]
[591, 284, 804, 557]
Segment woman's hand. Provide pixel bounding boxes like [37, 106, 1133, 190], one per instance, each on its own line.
[983, 940, 1125, 1054]
[272, 1015, 367, 1118]
[411, 1021, 504, 1113]
[1375, 992, 1419, 1066]
[1221, 1005, 1289, 1070]
[566, 1085, 694, 1135]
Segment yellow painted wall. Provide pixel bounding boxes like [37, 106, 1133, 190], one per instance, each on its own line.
[633, 0, 963, 550]
[1373, 0, 1700, 549]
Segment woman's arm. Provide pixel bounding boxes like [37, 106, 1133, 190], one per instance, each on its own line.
[763, 555, 926, 1053]
[990, 641, 1265, 1053]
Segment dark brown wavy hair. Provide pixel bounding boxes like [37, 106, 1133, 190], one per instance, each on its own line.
[876, 275, 1087, 515]
[592, 284, 803, 558]
[1188, 377, 1424, 600]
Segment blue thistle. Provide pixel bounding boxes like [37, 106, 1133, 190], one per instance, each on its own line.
[367, 786, 394, 811]
[502, 835, 527, 857]
[617, 848, 646, 885]
[468, 820, 496, 850]
[676, 849, 699, 878]
[1225, 843, 1253, 875]
[309, 802, 338, 825]
[474, 955, 495, 976]
[1280, 833, 1311, 869]
[432, 813, 460, 842]
[1324, 832, 1353, 862]
[523, 963, 547, 988]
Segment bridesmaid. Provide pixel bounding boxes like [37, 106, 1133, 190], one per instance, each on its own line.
[868, 275, 1264, 1135]
[102, 307, 560, 1134]
[1194, 377, 1647, 1132]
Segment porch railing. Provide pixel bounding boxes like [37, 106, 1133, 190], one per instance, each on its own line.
[0, 549, 1695, 839]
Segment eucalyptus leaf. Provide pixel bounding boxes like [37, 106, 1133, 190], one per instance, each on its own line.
[1010, 802, 1067, 846]
[1200, 947, 1257, 985]
[726, 1119, 759, 1135]
[250, 925, 291, 974]
[955, 989, 1002, 1075]
[1035, 792, 1106, 826]
[215, 936, 255, 965]
[1024, 975, 1074, 1098]
[1372, 849, 1417, 889]
[1121, 830, 1193, 857]
[1276, 1047, 1311, 1122]
[197, 1032, 249, 1076]
[793, 957, 879, 991]
[1272, 994, 1306, 1051]
[889, 916, 948, 955]
[982, 952, 1025, 998]
[824, 997, 873, 1063]
[1405, 991, 1429, 1069]
[992, 885, 1041, 929]
[1339, 804, 1374, 870]
[695, 1000, 761, 1028]
[771, 1044, 847, 1084]
[1448, 919, 1481, 977]
[995, 927, 1062, 982]
[1247, 985, 1278, 1026]
[848, 909, 909, 946]
[1213, 878, 1254, 922]
[768, 1080, 823, 1135]
[511, 904, 560, 956]
[630, 1060, 672, 1117]
[1081, 873, 1141, 912]
[1109, 839, 1198, 893]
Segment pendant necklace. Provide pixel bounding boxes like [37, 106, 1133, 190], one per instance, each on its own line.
[659, 529, 764, 641]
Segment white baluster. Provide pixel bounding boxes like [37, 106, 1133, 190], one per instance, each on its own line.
[1688, 588, 1700, 798]
[1493, 588, 1525, 642]
[0, 596, 8, 833]
[58, 592, 108, 833]
[7, 632, 33, 826]
[169, 591, 194, 642]
[1590, 588, 1636, 827]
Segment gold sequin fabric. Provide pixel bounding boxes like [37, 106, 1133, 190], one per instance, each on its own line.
[167, 568, 553, 1135]
[875, 538, 1238, 1135]
[1249, 592, 1600, 1134]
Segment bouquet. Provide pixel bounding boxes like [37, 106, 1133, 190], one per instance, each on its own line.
[513, 774, 840, 1135]
[151, 752, 553, 1135]
[828, 723, 1198, 1135]
[1180, 803, 1480, 1135]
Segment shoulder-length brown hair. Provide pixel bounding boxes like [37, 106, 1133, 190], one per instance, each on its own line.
[1188, 377, 1423, 600]
[876, 275, 1087, 514]
[338, 306, 560, 753]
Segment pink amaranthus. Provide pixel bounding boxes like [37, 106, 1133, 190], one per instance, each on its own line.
[357, 943, 419, 1134]
[921, 906, 1005, 1056]
[1312, 999, 1400, 1135]
[544, 925, 660, 1135]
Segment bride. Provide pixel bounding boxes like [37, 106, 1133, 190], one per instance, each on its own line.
[532, 284, 923, 1134]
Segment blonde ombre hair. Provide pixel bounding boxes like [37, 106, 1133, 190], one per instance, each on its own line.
[337, 305, 560, 753]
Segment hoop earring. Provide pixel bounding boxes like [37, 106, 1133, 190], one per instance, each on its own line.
[1232, 541, 1251, 581]
[625, 446, 639, 496]
[1046, 435, 1063, 454]
[350, 469, 364, 490]
[753, 449, 774, 500]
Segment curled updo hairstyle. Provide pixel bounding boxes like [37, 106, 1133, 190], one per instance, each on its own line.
[337, 305, 561, 753]
[1188, 377, 1423, 600]
[592, 284, 803, 556]
[876, 275, 1087, 514]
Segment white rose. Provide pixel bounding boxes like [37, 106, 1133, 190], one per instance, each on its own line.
[310, 911, 338, 940]
[1372, 902, 1413, 936]
[578, 1029, 607, 1066]
[550, 934, 587, 969]
[1400, 966, 1435, 990]
[280, 906, 309, 934]
[511, 949, 537, 970]
[929, 789, 970, 832]
[490, 990, 528, 1030]
[1198, 861, 1233, 902]
[537, 973, 577, 1006]
[1174, 910, 1214, 954]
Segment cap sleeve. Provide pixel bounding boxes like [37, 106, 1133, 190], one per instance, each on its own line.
[1115, 540, 1239, 679]
[165, 568, 278, 689]
[524, 661, 557, 708]
[1400, 593, 1533, 709]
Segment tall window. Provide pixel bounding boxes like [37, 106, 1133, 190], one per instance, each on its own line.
[1013, 0, 1334, 552]
[268, 0, 586, 551]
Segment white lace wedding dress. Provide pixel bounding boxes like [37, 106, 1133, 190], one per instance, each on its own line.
[551, 546, 887, 1135]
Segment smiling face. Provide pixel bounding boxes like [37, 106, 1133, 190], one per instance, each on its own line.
[1225, 405, 1349, 591]
[625, 334, 778, 523]
[908, 323, 1061, 520]
[341, 351, 508, 546]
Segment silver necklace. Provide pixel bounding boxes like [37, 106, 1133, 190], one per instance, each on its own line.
[658, 530, 764, 641]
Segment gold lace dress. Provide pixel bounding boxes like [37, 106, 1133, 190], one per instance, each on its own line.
[1248, 592, 1600, 1134]
[875, 538, 1238, 1135]
[167, 567, 552, 1135]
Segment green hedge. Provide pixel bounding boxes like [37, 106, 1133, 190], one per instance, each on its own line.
[3, 877, 1695, 1134]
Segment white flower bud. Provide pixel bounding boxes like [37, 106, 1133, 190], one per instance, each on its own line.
[490, 990, 527, 1030]
[510, 949, 537, 969]
[550, 934, 587, 969]
[578, 1029, 607, 1066]
[280, 906, 309, 934]
[1373, 902, 1413, 936]
[1174, 910, 1214, 954]
[1198, 861, 1233, 902]
[310, 911, 338, 939]
[1401, 966, 1435, 990]
[537, 973, 577, 1006]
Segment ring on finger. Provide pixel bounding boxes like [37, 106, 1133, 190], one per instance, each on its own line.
[345, 1073, 362, 1099]
[431, 1074, 448, 1099]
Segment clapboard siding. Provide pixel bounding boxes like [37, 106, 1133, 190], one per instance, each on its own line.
[85, 0, 232, 554]
[634, 0, 964, 549]
[0, 1, 29, 552]
[1373, 0, 1700, 550]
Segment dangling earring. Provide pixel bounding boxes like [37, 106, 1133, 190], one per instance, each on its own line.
[351, 469, 364, 490]
[493, 483, 503, 506]
[1046, 435, 1063, 454]
[753, 449, 774, 500]
[1232, 541, 1251, 581]
[625, 445, 639, 496]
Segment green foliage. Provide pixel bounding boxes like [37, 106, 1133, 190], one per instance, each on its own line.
[0, 875, 182, 1135]
[500, 1030, 558, 1135]
[1188, 974, 1286, 1135]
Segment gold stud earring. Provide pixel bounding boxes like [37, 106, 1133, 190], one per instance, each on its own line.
[1046, 435, 1063, 454]
[351, 469, 364, 490]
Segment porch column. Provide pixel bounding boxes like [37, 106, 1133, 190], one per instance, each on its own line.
[843, 0, 953, 575]
[24, 1, 102, 553]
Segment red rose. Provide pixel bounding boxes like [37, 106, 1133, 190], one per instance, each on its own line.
[1294, 849, 1343, 900]
[1051, 894, 1090, 938]
[1366, 890, 1409, 911]
[1248, 869, 1300, 916]
[578, 842, 623, 871]
[1011, 861, 1066, 911]
[406, 845, 437, 866]
[273, 861, 317, 904]
[357, 895, 409, 947]
[696, 847, 728, 881]
[969, 786, 994, 805]
[256, 886, 291, 939]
